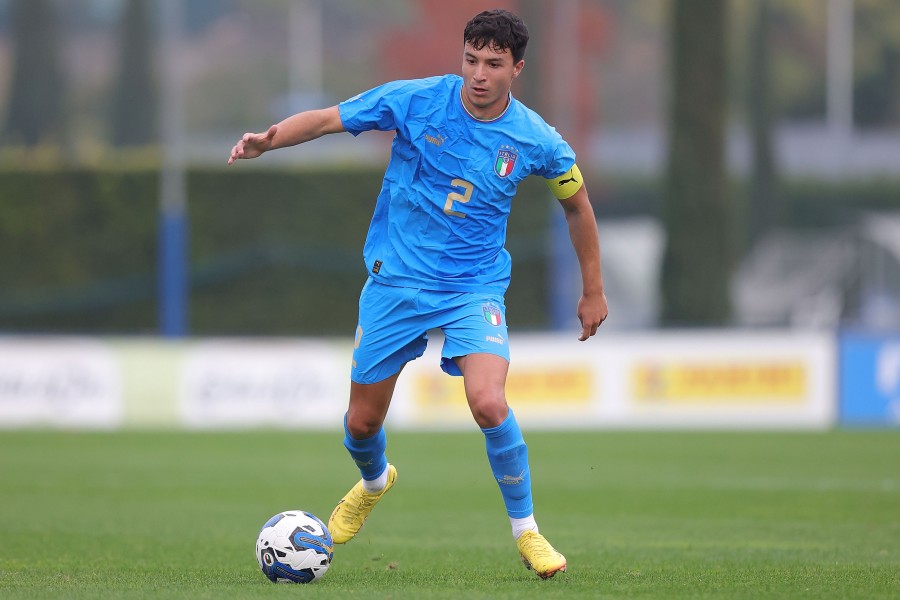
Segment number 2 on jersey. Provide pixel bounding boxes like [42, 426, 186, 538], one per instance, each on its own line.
[444, 178, 473, 218]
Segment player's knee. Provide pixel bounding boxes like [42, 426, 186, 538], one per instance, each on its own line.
[468, 392, 508, 429]
[345, 410, 383, 440]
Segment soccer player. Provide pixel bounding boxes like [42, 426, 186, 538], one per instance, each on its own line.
[228, 9, 607, 579]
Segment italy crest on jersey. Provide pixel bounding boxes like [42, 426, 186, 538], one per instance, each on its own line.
[494, 149, 517, 178]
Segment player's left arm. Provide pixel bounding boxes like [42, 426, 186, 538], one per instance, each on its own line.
[546, 166, 609, 341]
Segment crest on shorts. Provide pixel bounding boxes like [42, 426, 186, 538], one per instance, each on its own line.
[482, 303, 503, 326]
[494, 148, 517, 178]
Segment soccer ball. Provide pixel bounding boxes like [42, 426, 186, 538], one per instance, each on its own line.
[255, 510, 334, 583]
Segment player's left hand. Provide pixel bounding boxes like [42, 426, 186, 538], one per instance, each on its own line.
[577, 291, 608, 341]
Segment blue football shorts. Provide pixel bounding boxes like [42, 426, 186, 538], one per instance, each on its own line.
[350, 278, 510, 384]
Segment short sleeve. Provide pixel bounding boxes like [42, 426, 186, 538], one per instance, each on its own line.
[338, 80, 419, 137]
[540, 137, 577, 180]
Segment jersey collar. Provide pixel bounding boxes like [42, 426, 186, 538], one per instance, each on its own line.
[458, 87, 513, 123]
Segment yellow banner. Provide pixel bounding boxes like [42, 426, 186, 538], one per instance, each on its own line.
[632, 361, 807, 404]
[414, 366, 593, 411]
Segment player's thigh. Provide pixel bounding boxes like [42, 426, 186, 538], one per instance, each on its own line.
[454, 353, 510, 428]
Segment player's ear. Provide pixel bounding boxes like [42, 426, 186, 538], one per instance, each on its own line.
[513, 59, 525, 78]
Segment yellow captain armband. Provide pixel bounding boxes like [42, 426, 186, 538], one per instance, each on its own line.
[545, 164, 584, 200]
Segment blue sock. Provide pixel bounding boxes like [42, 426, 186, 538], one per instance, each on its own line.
[342, 414, 388, 481]
[482, 409, 533, 519]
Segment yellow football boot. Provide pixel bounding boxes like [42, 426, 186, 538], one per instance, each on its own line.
[516, 530, 567, 579]
[327, 464, 397, 544]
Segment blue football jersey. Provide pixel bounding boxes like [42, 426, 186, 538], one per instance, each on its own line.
[339, 74, 576, 294]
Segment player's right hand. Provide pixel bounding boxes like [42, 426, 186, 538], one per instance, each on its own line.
[577, 291, 608, 341]
[227, 125, 278, 165]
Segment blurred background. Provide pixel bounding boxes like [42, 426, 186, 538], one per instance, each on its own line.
[0, 0, 898, 429]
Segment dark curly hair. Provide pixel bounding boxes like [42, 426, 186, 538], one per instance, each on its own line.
[463, 9, 529, 63]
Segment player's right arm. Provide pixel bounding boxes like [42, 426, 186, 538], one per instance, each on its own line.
[227, 106, 345, 165]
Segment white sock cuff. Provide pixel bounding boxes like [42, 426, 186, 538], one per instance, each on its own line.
[510, 515, 539, 540]
[361, 466, 389, 493]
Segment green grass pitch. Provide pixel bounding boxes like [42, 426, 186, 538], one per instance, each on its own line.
[0, 429, 897, 599]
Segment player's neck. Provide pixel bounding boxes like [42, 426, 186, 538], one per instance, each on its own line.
[460, 89, 512, 122]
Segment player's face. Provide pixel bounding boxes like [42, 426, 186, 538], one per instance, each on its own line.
[461, 42, 524, 120]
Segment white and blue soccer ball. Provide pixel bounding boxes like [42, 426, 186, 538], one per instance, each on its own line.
[256, 510, 334, 583]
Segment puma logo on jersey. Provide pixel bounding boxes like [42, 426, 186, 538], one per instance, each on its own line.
[558, 175, 578, 186]
[424, 132, 446, 146]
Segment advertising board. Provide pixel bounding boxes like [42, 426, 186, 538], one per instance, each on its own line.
[839, 332, 900, 426]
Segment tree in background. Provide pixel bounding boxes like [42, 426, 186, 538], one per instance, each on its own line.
[110, 0, 157, 146]
[661, 0, 732, 326]
[854, 0, 900, 128]
[3, 0, 65, 146]
[747, 0, 780, 245]
[516, 0, 545, 115]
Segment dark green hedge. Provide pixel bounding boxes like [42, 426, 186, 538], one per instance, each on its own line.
[0, 167, 556, 335]
[1, 167, 897, 335]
